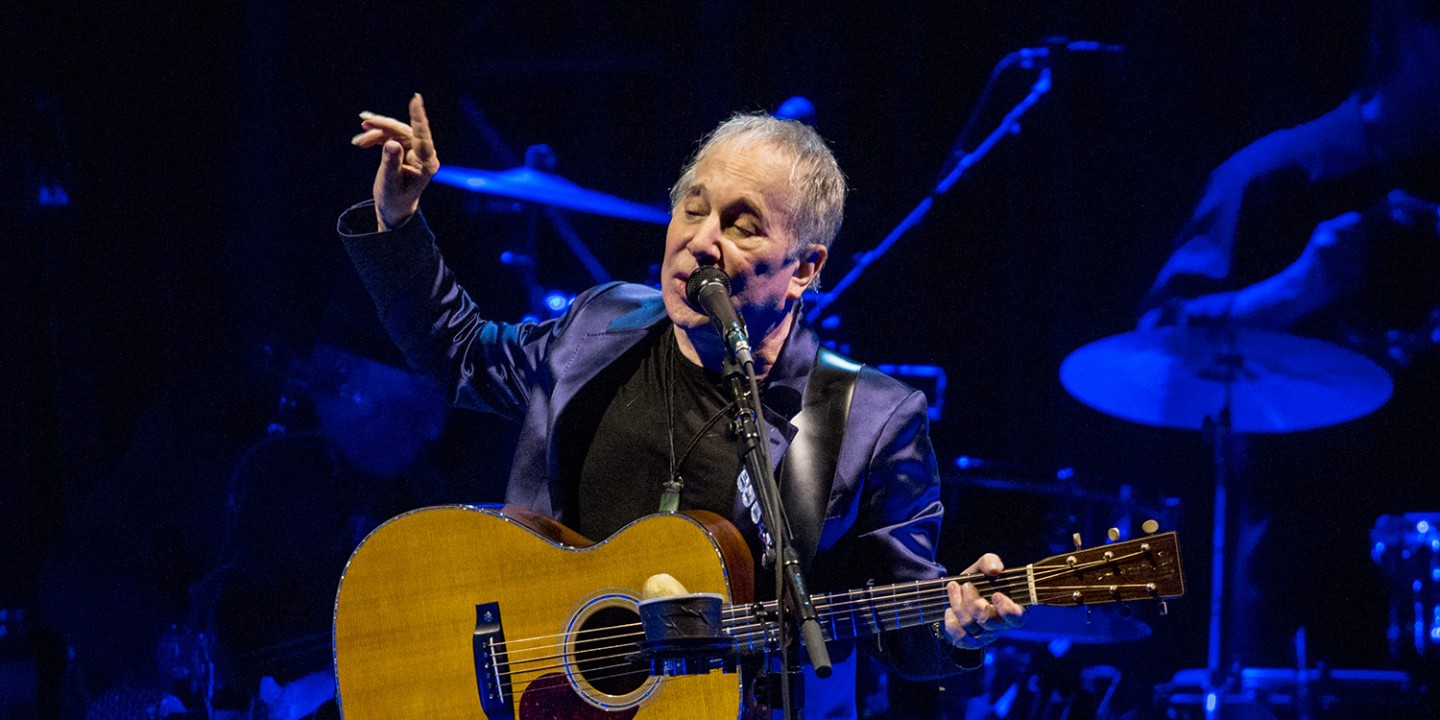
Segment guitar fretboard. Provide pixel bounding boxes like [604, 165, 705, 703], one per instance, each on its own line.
[718, 531, 1182, 654]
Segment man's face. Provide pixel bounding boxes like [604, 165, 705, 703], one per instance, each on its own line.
[661, 139, 819, 341]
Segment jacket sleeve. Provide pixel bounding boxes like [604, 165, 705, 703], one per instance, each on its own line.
[1143, 95, 1376, 313]
[850, 387, 983, 679]
[336, 200, 566, 423]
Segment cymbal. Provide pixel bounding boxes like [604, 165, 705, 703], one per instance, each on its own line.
[1060, 328, 1393, 433]
[432, 165, 671, 225]
[1003, 605, 1151, 645]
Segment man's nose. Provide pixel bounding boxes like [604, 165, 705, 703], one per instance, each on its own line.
[686, 216, 724, 264]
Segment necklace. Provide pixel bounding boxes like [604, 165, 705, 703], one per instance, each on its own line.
[660, 326, 736, 513]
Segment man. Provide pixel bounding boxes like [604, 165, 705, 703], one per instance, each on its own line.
[1140, 0, 1440, 332]
[1133, 0, 1440, 677]
[338, 94, 1023, 717]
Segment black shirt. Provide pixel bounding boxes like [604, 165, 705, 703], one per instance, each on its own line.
[564, 326, 742, 543]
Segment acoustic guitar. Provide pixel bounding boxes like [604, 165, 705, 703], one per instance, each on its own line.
[332, 505, 1183, 719]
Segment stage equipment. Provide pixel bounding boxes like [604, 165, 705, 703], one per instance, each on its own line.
[1161, 665, 1420, 719]
[808, 38, 1122, 325]
[455, 98, 613, 309]
[1372, 513, 1440, 671]
[1060, 327, 1392, 433]
[950, 643, 1134, 720]
[875, 363, 947, 421]
[687, 265, 831, 718]
[948, 456, 1181, 547]
[1061, 326, 1393, 718]
[432, 164, 670, 225]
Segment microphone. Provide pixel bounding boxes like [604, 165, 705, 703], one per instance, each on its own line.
[1013, 37, 1125, 66]
[685, 267, 754, 368]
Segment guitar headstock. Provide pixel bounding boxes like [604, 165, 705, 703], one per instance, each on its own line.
[1027, 529, 1184, 607]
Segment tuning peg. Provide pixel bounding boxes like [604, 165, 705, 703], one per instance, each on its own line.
[1146, 582, 1169, 616]
[1142, 519, 1160, 535]
[1107, 527, 1120, 542]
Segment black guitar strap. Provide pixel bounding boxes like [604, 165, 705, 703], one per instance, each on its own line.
[779, 347, 861, 572]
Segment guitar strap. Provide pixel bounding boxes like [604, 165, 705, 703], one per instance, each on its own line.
[779, 346, 861, 572]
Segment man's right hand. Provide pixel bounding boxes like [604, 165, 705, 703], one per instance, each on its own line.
[1139, 205, 1380, 332]
[351, 93, 440, 231]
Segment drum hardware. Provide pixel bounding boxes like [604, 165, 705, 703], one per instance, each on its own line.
[1161, 664, 1419, 719]
[1061, 325, 1394, 717]
[1060, 327, 1392, 434]
[1371, 513, 1440, 671]
[947, 457, 1181, 559]
[432, 163, 670, 225]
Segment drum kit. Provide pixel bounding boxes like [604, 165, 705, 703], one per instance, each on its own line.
[935, 323, 1418, 718]
[1054, 325, 1423, 718]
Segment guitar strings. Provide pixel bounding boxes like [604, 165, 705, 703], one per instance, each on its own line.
[499, 576, 1160, 700]
[485, 550, 1166, 687]
[493, 543, 1162, 662]
[493, 568, 1027, 668]
[491, 550, 1153, 677]
[494, 565, 1028, 658]
[504, 572, 1172, 701]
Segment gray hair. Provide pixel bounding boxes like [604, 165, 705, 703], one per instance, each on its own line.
[669, 113, 847, 260]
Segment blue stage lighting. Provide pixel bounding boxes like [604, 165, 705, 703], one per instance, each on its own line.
[544, 291, 573, 313]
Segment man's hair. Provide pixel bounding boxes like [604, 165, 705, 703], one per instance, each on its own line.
[669, 113, 847, 260]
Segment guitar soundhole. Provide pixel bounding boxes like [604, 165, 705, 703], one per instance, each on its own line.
[573, 605, 648, 696]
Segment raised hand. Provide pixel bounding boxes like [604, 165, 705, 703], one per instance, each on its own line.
[351, 93, 440, 231]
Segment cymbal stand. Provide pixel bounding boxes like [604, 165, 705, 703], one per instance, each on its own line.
[457, 95, 610, 303]
[1201, 328, 1239, 718]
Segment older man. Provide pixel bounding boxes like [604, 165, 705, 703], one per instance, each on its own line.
[338, 94, 1022, 718]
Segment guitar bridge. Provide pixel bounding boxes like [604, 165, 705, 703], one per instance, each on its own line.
[473, 602, 514, 719]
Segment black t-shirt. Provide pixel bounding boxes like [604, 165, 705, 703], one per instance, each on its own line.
[563, 326, 743, 543]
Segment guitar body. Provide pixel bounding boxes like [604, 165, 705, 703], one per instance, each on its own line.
[334, 504, 1184, 719]
[333, 505, 754, 720]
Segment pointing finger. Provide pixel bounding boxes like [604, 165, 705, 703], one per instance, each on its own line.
[408, 93, 438, 168]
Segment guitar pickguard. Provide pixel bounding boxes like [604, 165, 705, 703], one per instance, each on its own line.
[518, 673, 640, 720]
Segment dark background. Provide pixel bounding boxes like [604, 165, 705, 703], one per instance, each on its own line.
[5, 1, 1435, 717]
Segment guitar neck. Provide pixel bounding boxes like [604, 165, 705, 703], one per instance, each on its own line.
[722, 531, 1183, 651]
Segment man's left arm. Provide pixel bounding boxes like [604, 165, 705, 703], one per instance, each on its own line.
[850, 388, 1022, 679]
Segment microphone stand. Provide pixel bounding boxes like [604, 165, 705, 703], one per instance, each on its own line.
[806, 65, 1052, 325]
[718, 327, 831, 720]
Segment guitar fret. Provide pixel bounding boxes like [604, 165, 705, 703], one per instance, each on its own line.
[866, 584, 881, 634]
[849, 589, 861, 641]
[914, 580, 924, 626]
[890, 584, 902, 631]
[727, 533, 1180, 649]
